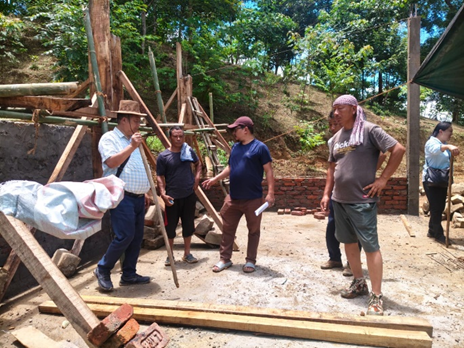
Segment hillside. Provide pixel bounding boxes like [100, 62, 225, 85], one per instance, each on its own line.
[2, 40, 464, 181]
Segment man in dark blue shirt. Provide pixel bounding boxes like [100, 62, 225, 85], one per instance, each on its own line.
[202, 116, 275, 274]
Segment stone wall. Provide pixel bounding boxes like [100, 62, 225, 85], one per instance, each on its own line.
[0, 121, 111, 299]
[202, 177, 408, 214]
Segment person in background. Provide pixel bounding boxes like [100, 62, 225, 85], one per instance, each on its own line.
[202, 116, 275, 274]
[423, 121, 460, 245]
[157, 126, 202, 266]
[320, 95, 405, 316]
[94, 100, 151, 292]
[321, 111, 386, 277]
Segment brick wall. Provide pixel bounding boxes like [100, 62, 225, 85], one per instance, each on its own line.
[202, 177, 408, 214]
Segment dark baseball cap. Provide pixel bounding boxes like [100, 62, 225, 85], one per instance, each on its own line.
[227, 116, 254, 129]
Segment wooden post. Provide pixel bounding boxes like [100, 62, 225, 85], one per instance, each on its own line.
[0, 213, 99, 343]
[209, 92, 214, 123]
[110, 34, 123, 112]
[407, 14, 421, 216]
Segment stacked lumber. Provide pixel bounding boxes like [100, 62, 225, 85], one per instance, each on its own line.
[39, 296, 433, 348]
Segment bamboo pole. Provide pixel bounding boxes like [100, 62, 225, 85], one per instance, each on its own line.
[0, 82, 79, 98]
[83, 7, 108, 134]
[209, 92, 214, 123]
[148, 47, 167, 124]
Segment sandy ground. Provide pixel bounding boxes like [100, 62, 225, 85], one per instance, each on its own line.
[1, 206, 464, 348]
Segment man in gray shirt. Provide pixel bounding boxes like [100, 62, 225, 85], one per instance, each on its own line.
[320, 95, 405, 316]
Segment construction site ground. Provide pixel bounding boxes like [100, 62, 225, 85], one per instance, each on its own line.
[1, 195, 464, 348]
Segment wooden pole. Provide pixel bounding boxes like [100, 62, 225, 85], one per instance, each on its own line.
[0, 213, 99, 344]
[407, 14, 421, 215]
[118, 70, 171, 148]
[0, 82, 79, 98]
[446, 155, 454, 248]
[84, 7, 108, 134]
[139, 145, 179, 288]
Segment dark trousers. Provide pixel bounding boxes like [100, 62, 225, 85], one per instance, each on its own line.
[423, 182, 447, 238]
[98, 195, 145, 278]
[326, 198, 362, 262]
[165, 192, 197, 239]
[326, 198, 342, 262]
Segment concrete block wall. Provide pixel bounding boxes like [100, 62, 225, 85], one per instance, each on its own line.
[202, 177, 408, 214]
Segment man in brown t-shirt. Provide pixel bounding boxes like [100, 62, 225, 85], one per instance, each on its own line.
[320, 95, 405, 316]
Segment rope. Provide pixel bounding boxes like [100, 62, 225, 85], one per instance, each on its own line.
[27, 109, 41, 155]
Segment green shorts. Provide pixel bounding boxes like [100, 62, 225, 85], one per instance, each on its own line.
[332, 201, 379, 253]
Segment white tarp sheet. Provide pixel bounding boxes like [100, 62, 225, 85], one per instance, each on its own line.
[0, 175, 125, 240]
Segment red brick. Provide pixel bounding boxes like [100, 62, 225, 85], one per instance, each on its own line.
[87, 303, 134, 346]
[314, 212, 326, 220]
[277, 209, 285, 215]
[284, 208, 291, 214]
[125, 322, 169, 348]
[101, 318, 140, 348]
[291, 210, 305, 216]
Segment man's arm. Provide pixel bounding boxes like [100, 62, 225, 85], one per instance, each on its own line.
[263, 162, 275, 206]
[364, 142, 406, 197]
[320, 162, 335, 211]
[201, 165, 231, 189]
[193, 160, 202, 191]
[156, 175, 173, 206]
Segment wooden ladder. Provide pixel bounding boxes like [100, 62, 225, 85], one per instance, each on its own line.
[188, 97, 231, 195]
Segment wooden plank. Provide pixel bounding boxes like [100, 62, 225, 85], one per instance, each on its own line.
[40, 301, 432, 348]
[0, 213, 99, 340]
[194, 187, 223, 231]
[12, 326, 79, 348]
[118, 70, 170, 148]
[66, 79, 91, 99]
[400, 214, 415, 237]
[74, 296, 433, 336]
[110, 34, 123, 111]
[0, 96, 91, 111]
[178, 102, 186, 124]
[51, 108, 117, 119]
[48, 119, 89, 184]
[163, 88, 177, 114]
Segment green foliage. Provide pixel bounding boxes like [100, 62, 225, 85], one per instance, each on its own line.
[0, 14, 25, 70]
[145, 136, 165, 155]
[293, 121, 325, 152]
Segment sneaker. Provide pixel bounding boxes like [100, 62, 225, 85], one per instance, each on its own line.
[119, 274, 151, 286]
[367, 292, 384, 316]
[341, 278, 369, 299]
[94, 268, 113, 292]
[342, 263, 353, 277]
[182, 253, 198, 264]
[165, 257, 175, 266]
[320, 260, 343, 270]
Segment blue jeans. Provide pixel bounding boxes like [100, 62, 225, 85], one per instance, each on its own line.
[98, 195, 145, 278]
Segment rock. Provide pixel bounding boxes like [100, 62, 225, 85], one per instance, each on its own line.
[422, 200, 430, 214]
[195, 215, 214, 236]
[195, 201, 205, 217]
[143, 235, 165, 250]
[144, 225, 162, 239]
[204, 231, 223, 245]
[51, 248, 81, 278]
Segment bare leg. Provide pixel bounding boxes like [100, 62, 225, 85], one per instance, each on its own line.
[365, 250, 383, 295]
[345, 243, 363, 278]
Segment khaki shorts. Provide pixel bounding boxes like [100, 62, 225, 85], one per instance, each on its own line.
[332, 201, 379, 253]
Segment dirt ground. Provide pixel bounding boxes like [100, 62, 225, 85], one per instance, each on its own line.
[1, 195, 464, 348]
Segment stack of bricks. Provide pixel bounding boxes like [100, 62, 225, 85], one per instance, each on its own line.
[87, 304, 169, 348]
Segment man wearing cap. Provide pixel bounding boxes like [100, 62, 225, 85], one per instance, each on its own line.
[94, 100, 151, 291]
[157, 126, 202, 266]
[202, 116, 275, 274]
[320, 95, 405, 316]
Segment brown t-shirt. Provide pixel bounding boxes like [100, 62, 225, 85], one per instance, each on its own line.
[329, 121, 397, 204]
